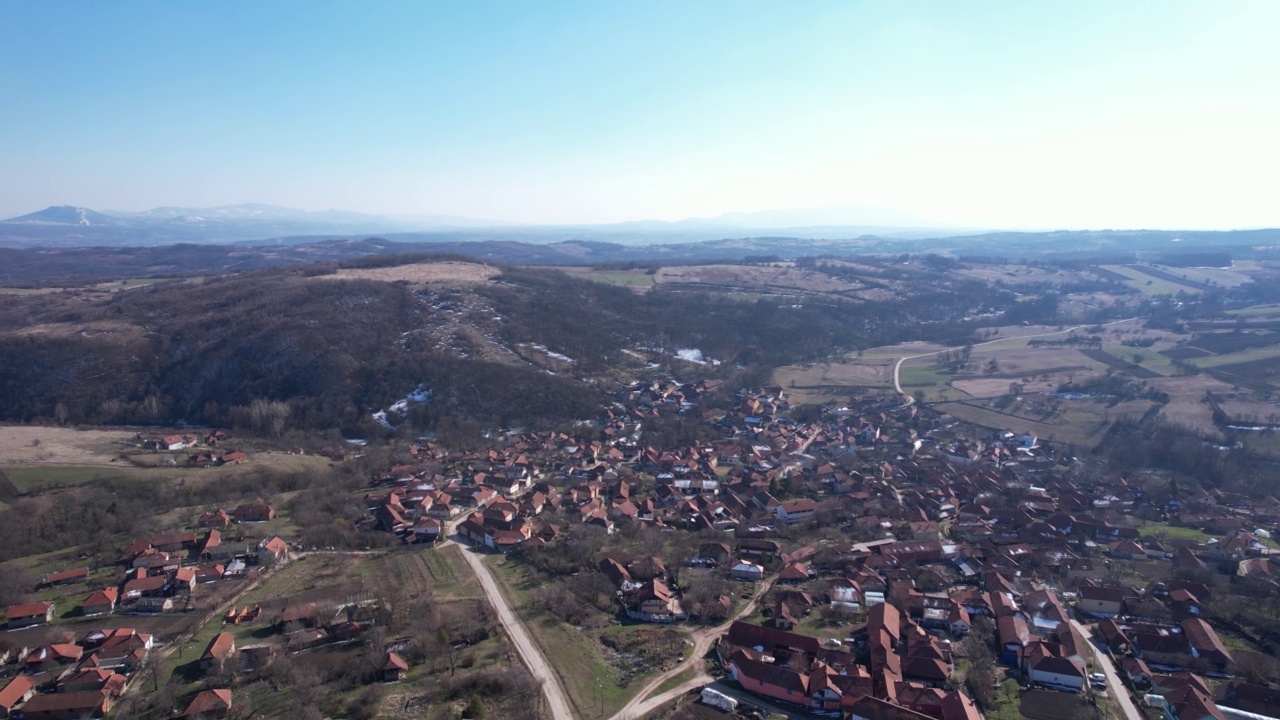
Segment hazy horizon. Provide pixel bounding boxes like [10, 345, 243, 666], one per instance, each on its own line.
[3, 1, 1278, 231]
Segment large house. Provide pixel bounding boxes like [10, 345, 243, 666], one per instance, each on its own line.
[200, 633, 236, 675]
[1077, 585, 1125, 616]
[776, 499, 817, 525]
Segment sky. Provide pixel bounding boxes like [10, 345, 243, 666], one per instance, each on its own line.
[2, 1, 1278, 229]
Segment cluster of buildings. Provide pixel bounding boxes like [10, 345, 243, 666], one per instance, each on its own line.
[0, 627, 151, 719]
[355, 379, 1274, 719]
[6, 507, 288, 630]
[134, 430, 247, 467]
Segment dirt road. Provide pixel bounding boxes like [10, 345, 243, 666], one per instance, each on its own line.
[1070, 619, 1143, 720]
[441, 521, 575, 720]
[609, 578, 776, 720]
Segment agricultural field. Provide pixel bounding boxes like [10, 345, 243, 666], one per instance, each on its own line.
[150, 546, 535, 720]
[655, 264, 866, 297]
[1101, 264, 1204, 295]
[776, 316, 1264, 448]
[950, 263, 1112, 289]
[325, 261, 499, 286]
[553, 266, 658, 290]
[0, 425, 336, 496]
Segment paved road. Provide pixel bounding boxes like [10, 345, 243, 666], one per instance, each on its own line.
[441, 520, 575, 720]
[892, 318, 1138, 405]
[610, 578, 776, 720]
[1069, 618, 1143, 720]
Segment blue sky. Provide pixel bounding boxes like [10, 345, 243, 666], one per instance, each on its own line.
[2, 1, 1277, 228]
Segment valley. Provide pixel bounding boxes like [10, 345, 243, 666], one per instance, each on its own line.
[1, 248, 1279, 720]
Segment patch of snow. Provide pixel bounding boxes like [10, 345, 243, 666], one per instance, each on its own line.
[372, 410, 393, 430]
[527, 343, 575, 364]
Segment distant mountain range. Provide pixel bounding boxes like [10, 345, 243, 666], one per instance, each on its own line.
[0, 203, 968, 248]
[0, 203, 508, 247]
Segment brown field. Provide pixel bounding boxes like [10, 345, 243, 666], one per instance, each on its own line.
[655, 264, 864, 295]
[325, 261, 499, 285]
[0, 426, 137, 467]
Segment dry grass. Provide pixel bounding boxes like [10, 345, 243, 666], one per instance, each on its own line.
[324, 261, 499, 285]
[0, 426, 136, 467]
[655, 265, 863, 294]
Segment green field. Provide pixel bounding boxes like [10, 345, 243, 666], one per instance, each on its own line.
[1101, 265, 1201, 296]
[1189, 343, 1280, 368]
[1099, 343, 1175, 376]
[1226, 304, 1280, 318]
[1137, 523, 1212, 543]
[1151, 264, 1250, 288]
[577, 270, 657, 289]
[3, 466, 129, 491]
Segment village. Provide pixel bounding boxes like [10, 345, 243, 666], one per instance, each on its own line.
[3, 380, 1279, 720]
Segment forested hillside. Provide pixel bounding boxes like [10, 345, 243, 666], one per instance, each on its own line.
[0, 257, 1061, 435]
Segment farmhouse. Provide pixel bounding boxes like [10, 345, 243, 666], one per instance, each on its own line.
[200, 633, 236, 675]
[183, 689, 233, 718]
[0, 675, 36, 718]
[82, 589, 119, 617]
[1077, 584, 1125, 616]
[6, 602, 54, 629]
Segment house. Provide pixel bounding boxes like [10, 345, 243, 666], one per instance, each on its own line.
[198, 508, 231, 527]
[41, 568, 89, 587]
[729, 650, 810, 706]
[843, 695, 937, 720]
[122, 575, 167, 600]
[279, 602, 319, 629]
[57, 669, 125, 695]
[174, 567, 198, 592]
[1023, 641, 1085, 691]
[25, 644, 83, 669]
[232, 503, 275, 523]
[6, 601, 53, 629]
[201, 632, 236, 675]
[631, 579, 686, 621]
[82, 589, 119, 617]
[220, 451, 248, 465]
[1077, 585, 1125, 617]
[183, 688, 232, 717]
[731, 561, 765, 581]
[776, 498, 817, 525]
[383, 652, 409, 682]
[1181, 618, 1233, 670]
[259, 536, 290, 563]
[0, 675, 36, 718]
[1218, 681, 1280, 716]
[16, 691, 113, 720]
[777, 561, 812, 584]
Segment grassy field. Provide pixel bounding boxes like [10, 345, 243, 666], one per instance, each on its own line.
[1189, 343, 1280, 368]
[3, 465, 135, 491]
[1101, 265, 1201, 295]
[553, 267, 657, 290]
[1152, 264, 1251, 288]
[1099, 342, 1175, 376]
[1226, 304, 1280, 317]
[934, 398, 1149, 449]
[1137, 523, 1212, 543]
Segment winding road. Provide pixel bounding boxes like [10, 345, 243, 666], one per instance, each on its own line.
[608, 578, 776, 720]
